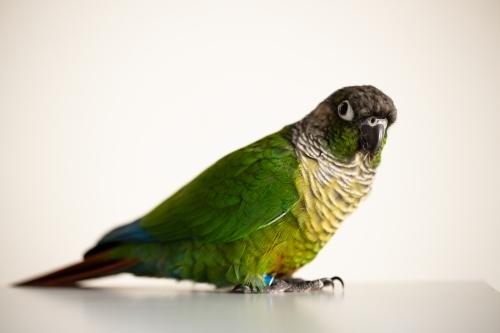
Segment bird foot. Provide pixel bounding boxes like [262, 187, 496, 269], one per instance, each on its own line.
[231, 276, 344, 294]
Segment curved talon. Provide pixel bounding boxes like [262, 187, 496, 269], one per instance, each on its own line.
[331, 276, 344, 290]
[231, 284, 253, 294]
[320, 278, 334, 288]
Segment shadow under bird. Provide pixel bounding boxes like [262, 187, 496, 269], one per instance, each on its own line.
[16, 85, 397, 293]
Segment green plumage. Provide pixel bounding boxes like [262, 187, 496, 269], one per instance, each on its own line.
[16, 85, 397, 291]
[142, 127, 299, 243]
[109, 126, 313, 289]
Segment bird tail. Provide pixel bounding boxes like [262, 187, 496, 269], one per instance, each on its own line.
[14, 253, 140, 287]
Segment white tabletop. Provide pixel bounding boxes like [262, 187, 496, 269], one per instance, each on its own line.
[1, 281, 499, 333]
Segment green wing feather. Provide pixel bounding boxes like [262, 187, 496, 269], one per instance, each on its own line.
[141, 126, 300, 243]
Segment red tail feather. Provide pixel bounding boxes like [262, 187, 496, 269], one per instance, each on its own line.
[15, 254, 139, 287]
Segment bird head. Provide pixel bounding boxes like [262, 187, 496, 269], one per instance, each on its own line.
[299, 85, 397, 166]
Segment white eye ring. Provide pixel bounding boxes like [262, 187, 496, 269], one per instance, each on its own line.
[337, 100, 354, 121]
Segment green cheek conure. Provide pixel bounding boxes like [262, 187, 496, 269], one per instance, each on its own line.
[17, 85, 397, 293]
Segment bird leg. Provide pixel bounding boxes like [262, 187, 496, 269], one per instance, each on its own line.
[231, 276, 344, 294]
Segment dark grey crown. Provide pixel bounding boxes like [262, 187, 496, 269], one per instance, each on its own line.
[326, 85, 397, 125]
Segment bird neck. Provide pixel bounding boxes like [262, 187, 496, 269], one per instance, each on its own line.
[289, 122, 377, 244]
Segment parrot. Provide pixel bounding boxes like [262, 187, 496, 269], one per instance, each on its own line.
[16, 85, 397, 293]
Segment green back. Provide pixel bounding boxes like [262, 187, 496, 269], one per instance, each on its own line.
[141, 126, 300, 243]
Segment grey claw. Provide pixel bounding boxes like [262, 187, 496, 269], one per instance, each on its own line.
[231, 276, 344, 294]
[231, 284, 252, 294]
[331, 276, 344, 289]
[320, 278, 334, 287]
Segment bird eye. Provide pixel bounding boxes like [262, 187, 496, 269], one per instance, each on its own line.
[337, 101, 354, 121]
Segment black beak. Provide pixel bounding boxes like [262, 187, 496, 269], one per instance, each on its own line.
[359, 117, 387, 157]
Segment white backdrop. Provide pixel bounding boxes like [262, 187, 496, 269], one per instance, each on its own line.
[1, 0, 499, 291]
